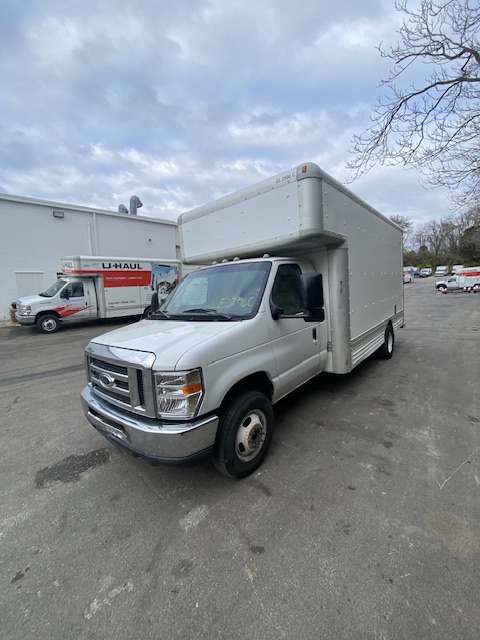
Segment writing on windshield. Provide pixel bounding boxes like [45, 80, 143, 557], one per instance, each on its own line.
[160, 262, 271, 319]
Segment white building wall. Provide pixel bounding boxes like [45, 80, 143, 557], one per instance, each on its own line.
[0, 194, 178, 320]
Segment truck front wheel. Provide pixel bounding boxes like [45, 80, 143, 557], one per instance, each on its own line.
[36, 313, 60, 333]
[214, 391, 274, 478]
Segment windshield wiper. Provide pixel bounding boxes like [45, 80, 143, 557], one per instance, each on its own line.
[150, 309, 171, 319]
[183, 308, 233, 320]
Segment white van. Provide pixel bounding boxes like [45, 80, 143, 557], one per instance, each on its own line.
[434, 266, 448, 277]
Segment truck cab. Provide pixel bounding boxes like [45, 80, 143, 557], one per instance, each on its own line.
[16, 277, 98, 333]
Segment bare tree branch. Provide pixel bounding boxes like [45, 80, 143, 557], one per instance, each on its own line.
[348, 0, 480, 209]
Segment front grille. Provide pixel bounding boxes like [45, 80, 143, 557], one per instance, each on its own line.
[87, 350, 154, 416]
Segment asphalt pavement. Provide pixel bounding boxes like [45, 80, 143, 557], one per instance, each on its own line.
[1, 277, 479, 640]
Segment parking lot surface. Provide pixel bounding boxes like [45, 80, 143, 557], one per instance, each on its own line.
[1, 277, 479, 640]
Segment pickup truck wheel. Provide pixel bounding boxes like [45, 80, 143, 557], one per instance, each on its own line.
[214, 391, 274, 478]
[437, 285, 447, 292]
[378, 324, 394, 360]
[36, 313, 60, 333]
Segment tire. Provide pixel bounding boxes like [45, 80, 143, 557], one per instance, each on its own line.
[36, 313, 60, 333]
[213, 391, 274, 478]
[437, 285, 447, 292]
[378, 324, 394, 360]
[142, 306, 152, 318]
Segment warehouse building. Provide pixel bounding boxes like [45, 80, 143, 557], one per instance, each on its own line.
[0, 193, 179, 321]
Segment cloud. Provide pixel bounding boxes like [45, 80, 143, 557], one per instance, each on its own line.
[0, 0, 451, 224]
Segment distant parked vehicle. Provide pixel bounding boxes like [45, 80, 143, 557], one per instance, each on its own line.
[435, 267, 480, 292]
[420, 268, 432, 277]
[403, 266, 414, 283]
[451, 264, 464, 275]
[434, 266, 449, 277]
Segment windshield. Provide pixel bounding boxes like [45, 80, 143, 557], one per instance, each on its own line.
[39, 279, 67, 297]
[158, 262, 271, 320]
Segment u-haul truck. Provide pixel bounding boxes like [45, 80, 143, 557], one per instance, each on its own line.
[80, 163, 404, 478]
[15, 256, 181, 333]
[435, 266, 480, 293]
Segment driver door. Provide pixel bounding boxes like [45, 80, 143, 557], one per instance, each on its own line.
[59, 280, 96, 320]
[267, 263, 322, 396]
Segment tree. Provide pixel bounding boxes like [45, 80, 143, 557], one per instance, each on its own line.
[348, 1, 480, 208]
[411, 222, 430, 252]
[422, 219, 454, 254]
[459, 204, 480, 261]
[390, 214, 413, 232]
[460, 225, 480, 262]
[390, 214, 414, 246]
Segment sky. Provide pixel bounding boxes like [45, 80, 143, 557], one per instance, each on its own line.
[0, 0, 453, 226]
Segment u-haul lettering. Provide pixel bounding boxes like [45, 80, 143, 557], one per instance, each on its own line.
[102, 262, 143, 270]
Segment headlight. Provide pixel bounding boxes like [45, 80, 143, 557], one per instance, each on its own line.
[20, 305, 31, 315]
[154, 369, 203, 418]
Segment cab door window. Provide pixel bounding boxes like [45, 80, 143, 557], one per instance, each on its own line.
[62, 282, 85, 299]
[271, 264, 302, 314]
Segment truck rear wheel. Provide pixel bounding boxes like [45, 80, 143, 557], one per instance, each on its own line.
[378, 324, 394, 360]
[213, 391, 274, 478]
[36, 313, 60, 333]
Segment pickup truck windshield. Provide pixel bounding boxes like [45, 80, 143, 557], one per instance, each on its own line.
[39, 279, 67, 297]
[158, 262, 271, 320]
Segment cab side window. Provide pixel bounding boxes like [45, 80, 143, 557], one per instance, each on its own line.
[271, 264, 302, 314]
[67, 282, 85, 298]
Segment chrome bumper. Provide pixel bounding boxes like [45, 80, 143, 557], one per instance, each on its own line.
[80, 385, 218, 464]
[15, 313, 35, 326]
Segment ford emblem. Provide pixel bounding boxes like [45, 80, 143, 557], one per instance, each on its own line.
[99, 373, 115, 389]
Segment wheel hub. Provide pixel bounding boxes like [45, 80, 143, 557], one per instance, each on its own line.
[43, 318, 57, 331]
[235, 411, 266, 462]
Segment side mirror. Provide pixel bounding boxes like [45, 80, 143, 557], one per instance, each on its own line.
[269, 299, 284, 321]
[300, 273, 325, 322]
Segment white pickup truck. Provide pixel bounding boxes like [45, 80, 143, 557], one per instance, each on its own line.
[80, 162, 404, 477]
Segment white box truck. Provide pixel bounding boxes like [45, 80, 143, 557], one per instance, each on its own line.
[403, 266, 414, 283]
[434, 265, 449, 277]
[435, 266, 480, 292]
[15, 256, 181, 333]
[80, 162, 404, 478]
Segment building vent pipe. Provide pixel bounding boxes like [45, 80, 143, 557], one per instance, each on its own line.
[129, 195, 143, 216]
[118, 204, 128, 214]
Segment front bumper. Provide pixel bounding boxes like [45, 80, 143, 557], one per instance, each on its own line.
[80, 385, 218, 465]
[15, 312, 35, 326]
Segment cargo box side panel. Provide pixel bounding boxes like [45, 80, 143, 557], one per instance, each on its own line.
[179, 180, 305, 263]
[320, 182, 403, 341]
